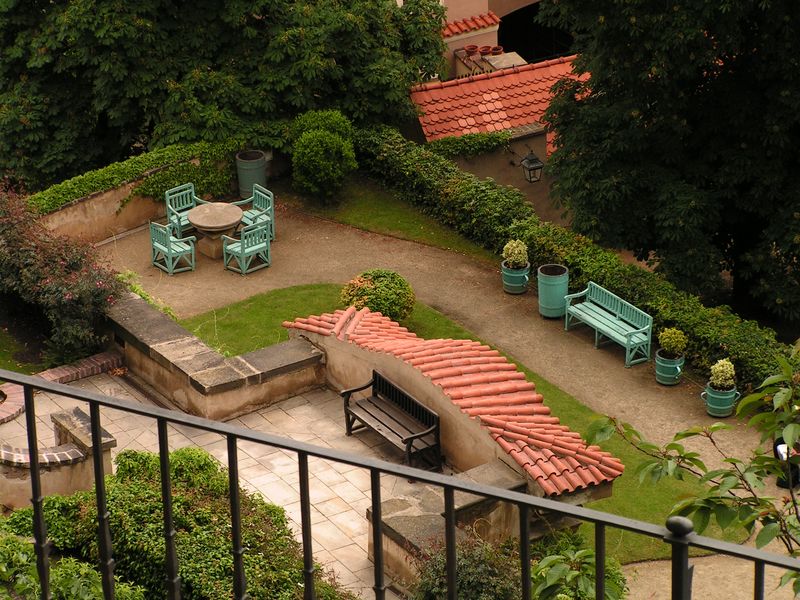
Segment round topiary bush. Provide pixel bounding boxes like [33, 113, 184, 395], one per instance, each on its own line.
[288, 109, 355, 147]
[292, 129, 357, 201]
[340, 269, 415, 321]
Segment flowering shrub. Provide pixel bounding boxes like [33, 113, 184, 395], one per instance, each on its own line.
[0, 187, 121, 364]
[340, 269, 415, 321]
[709, 358, 736, 390]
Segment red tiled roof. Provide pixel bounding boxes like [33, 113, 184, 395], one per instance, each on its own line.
[410, 55, 578, 142]
[284, 307, 624, 496]
[442, 11, 501, 38]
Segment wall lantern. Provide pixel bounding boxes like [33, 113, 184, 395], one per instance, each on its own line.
[520, 152, 544, 183]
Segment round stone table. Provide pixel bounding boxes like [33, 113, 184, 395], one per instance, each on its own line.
[187, 202, 243, 259]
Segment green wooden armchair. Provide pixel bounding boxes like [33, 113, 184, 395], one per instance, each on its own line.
[150, 222, 196, 275]
[165, 183, 209, 236]
[222, 223, 271, 275]
[232, 183, 274, 240]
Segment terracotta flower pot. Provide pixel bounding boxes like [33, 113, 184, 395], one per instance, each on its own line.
[464, 44, 478, 56]
[479, 45, 492, 56]
[491, 45, 503, 55]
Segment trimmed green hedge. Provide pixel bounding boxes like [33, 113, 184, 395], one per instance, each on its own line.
[28, 141, 238, 215]
[354, 126, 788, 388]
[426, 131, 511, 159]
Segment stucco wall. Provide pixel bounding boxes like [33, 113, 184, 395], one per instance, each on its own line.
[40, 184, 165, 244]
[453, 131, 567, 226]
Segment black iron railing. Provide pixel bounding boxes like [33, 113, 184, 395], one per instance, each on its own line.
[3, 368, 799, 600]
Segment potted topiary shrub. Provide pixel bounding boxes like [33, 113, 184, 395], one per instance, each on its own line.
[702, 358, 740, 417]
[501, 240, 530, 294]
[655, 327, 688, 385]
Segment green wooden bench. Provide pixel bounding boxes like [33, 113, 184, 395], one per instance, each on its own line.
[341, 370, 441, 469]
[565, 281, 652, 367]
[222, 222, 270, 275]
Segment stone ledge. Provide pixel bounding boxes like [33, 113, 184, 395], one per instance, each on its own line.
[0, 443, 85, 468]
[52, 407, 117, 453]
[240, 339, 325, 383]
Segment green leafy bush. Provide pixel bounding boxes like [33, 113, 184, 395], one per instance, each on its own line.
[27, 141, 237, 215]
[709, 358, 736, 390]
[340, 269, 415, 321]
[354, 125, 790, 388]
[427, 131, 511, 159]
[4, 448, 352, 600]
[411, 532, 520, 600]
[502, 239, 529, 269]
[0, 188, 122, 364]
[288, 110, 355, 147]
[0, 532, 145, 599]
[292, 130, 357, 201]
[657, 328, 688, 358]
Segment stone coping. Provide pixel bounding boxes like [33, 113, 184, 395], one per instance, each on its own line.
[108, 292, 323, 396]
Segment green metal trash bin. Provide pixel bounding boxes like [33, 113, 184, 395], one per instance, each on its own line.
[236, 150, 271, 198]
[537, 264, 569, 318]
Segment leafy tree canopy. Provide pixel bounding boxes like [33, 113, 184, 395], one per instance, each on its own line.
[0, 0, 445, 188]
[540, 1, 800, 322]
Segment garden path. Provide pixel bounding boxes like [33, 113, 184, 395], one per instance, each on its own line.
[96, 205, 794, 599]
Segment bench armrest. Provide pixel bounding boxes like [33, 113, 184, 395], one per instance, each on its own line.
[624, 324, 651, 341]
[175, 235, 196, 244]
[564, 288, 587, 308]
[340, 379, 374, 406]
[229, 197, 252, 207]
[401, 423, 438, 444]
[195, 197, 211, 205]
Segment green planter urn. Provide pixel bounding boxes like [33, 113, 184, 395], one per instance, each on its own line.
[654, 350, 684, 385]
[537, 264, 569, 318]
[701, 384, 741, 418]
[501, 261, 530, 294]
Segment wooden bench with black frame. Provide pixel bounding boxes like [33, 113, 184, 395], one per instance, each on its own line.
[340, 370, 442, 470]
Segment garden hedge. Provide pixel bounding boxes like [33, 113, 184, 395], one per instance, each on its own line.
[4, 448, 351, 600]
[426, 131, 511, 159]
[27, 141, 239, 215]
[354, 125, 788, 388]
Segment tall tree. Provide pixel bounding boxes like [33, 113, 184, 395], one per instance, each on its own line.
[0, 0, 445, 188]
[540, 1, 800, 322]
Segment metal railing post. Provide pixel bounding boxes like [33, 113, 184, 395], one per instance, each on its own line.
[157, 418, 181, 599]
[89, 402, 115, 599]
[298, 452, 316, 600]
[24, 384, 51, 600]
[754, 560, 765, 600]
[370, 469, 386, 600]
[595, 523, 606, 599]
[665, 516, 694, 600]
[519, 504, 531, 600]
[226, 435, 249, 599]
[444, 486, 457, 600]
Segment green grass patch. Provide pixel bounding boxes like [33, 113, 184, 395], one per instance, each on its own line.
[275, 175, 498, 265]
[0, 327, 42, 374]
[180, 284, 344, 356]
[182, 285, 745, 563]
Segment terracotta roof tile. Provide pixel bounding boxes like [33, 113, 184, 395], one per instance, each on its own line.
[442, 11, 501, 38]
[410, 55, 580, 143]
[284, 307, 624, 496]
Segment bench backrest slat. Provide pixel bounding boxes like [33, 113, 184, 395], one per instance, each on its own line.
[373, 371, 438, 428]
[586, 282, 651, 328]
[165, 183, 197, 213]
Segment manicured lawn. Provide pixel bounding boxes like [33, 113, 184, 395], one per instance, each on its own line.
[274, 175, 498, 265]
[182, 285, 744, 564]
